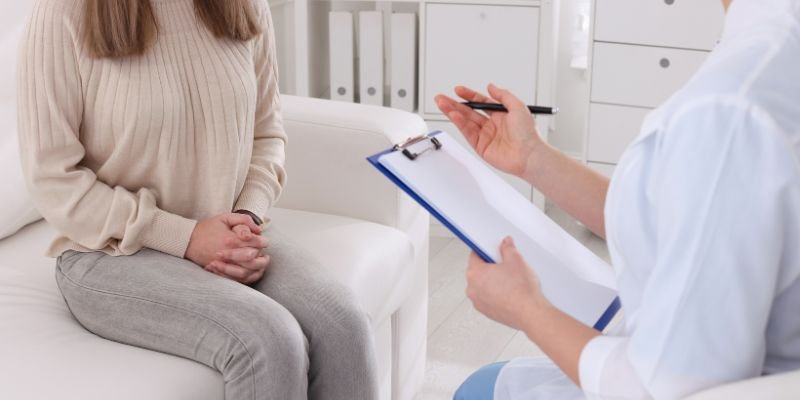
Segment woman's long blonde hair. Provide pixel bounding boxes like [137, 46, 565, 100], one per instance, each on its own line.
[83, 0, 262, 58]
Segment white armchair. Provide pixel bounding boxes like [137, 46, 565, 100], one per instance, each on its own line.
[686, 370, 800, 400]
[0, 95, 430, 400]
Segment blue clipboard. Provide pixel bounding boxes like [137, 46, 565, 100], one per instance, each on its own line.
[368, 131, 621, 331]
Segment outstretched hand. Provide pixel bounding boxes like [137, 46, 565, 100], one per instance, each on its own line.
[435, 84, 543, 177]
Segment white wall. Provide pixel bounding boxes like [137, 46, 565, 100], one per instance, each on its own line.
[550, 0, 591, 157]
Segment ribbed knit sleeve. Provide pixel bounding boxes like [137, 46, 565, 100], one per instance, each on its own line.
[233, 1, 288, 221]
[17, 0, 197, 258]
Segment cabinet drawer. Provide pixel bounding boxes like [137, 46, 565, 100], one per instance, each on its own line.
[587, 103, 650, 164]
[424, 4, 539, 115]
[594, 0, 724, 51]
[591, 42, 708, 108]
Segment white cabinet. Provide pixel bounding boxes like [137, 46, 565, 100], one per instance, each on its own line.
[584, 0, 724, 169]
[591, 43, 709, 108]
[423, 4, 540, 115]
[588, 162, 615, 178]
[594, 0, 724, 51]
[587, 103, 649, 164]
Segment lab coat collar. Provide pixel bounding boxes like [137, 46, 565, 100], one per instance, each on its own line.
[722, 0, 800, 40]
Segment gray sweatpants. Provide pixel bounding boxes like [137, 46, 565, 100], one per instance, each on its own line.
[55, 227, 378, 400]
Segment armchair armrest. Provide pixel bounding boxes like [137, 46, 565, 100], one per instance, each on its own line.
[276, 95, 428, 231]
[276, 95, 431, 400]
[685, 370, 800, 400]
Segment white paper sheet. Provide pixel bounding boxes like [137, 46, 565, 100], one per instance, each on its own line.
[379, 132, 617, 327]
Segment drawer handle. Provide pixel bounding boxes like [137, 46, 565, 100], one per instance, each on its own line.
[660, 58, 671, 68]
[664, 0, 675, 5]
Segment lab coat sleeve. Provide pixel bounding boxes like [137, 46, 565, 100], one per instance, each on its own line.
[578, 98, 799, 399]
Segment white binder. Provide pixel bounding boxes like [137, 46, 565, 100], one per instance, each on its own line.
[368, 132, 620, 330]
[358, 11, 384, 106]
[329, 12, 355, 102]
[390, 13, 417, 112]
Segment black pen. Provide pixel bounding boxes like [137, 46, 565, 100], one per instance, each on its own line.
[462, 102, 559, 115]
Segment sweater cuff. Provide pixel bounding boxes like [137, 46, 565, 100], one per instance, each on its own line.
[234, 186, 274, 224]
[140, 208, 198, 258]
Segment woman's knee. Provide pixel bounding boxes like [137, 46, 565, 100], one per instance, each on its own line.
[318, 282, 372, 337]
[225, 297, 309, 368]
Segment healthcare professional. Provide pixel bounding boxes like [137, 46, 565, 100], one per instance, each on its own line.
[435, 0, 800, 398]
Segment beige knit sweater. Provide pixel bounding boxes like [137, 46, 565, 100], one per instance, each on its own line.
[17, 0, 287, 258]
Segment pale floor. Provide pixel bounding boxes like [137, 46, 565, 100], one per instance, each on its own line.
[414, 204, 612, 400]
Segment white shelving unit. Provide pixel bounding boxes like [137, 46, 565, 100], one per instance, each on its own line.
[269, 0, 561, 210]
[583, 0, 725, 176]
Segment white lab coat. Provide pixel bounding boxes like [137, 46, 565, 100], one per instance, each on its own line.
[494, 0, 800, 398]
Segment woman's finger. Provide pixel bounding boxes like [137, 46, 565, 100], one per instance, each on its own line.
[216, 247, 260, 264]
[223, 232, 269, 250]
[436, 94, 490, 127]
[448, 112, 483, 149]
[242, 234, 269, 250]
[232, 224, 253, 241]
[211, 261, 252, 281]
[221, 213, 262, 234]
[487, 84, 527, 113]
[243, 267, 267, 285]
[455, 86, 494, 104]
[238, 255, 270, 272]
[454, 86, 503, 118]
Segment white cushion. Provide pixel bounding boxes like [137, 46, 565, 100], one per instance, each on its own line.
[269, 208, 416, 324]
[0, 12, 40, 240]
[0, 209, 414, 400]
[0, 134, 41, 240]
[686, 370, 800, 400]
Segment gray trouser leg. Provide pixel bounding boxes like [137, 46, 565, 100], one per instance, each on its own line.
[55, 227, 377, 400]
[254, 227, 378, 400]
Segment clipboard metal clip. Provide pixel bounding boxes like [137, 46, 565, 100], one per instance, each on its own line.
[393, 134, 443, 161]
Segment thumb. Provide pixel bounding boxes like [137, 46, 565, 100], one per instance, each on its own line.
[499, 236, 523, 264]
[222, 213, 261, 233]
[488, 84, 527, 113]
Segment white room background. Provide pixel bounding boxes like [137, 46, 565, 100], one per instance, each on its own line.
[269, 0, 595, 158]
[552, 0, 592, 156]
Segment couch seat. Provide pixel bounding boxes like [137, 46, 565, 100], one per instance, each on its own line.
[0, 208, 414, 400]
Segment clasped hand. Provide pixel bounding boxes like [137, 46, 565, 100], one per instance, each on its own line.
[185, 213, 270, 284]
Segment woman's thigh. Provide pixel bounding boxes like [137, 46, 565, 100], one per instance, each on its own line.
[56, 248, 306, 373]
[252, 226, 378, 399]
[253, 226, 368, 330]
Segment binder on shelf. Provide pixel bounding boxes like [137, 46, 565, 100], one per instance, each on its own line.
[390, 13, 417, 112]
[368, 131, 621, 331]
[329, 11, 355, 103]
[359, 11, 384, 106]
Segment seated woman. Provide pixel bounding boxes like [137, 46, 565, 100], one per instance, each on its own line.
[436, 0, 800, 398]
[17, 1, 376, 399]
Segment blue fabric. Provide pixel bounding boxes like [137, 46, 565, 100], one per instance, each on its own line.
[453, 361, 509, 400]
